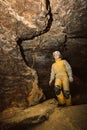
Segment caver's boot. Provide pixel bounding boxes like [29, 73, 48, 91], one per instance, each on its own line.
[57, 91, 65, 105]
[64, 91, 72, 106]
[54, 85, 65, 105]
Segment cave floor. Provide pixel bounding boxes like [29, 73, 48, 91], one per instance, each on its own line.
[29, 104, 87, 130]
[0, 99, 87, 130]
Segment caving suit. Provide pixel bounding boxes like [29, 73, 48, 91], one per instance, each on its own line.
[50, 58, 73, 106]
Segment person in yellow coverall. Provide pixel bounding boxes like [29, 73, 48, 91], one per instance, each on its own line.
[49, 51, 73, 106]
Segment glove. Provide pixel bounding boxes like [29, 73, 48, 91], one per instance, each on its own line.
[49, 80, 52, 86]
[69, 76, 73, 82]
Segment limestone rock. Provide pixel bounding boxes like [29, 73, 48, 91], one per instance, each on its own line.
[0, 0, 49, 111]
[0, 100, 87, 130]
[0, 99, 58, 130]
[29, 104, 87, 130]
[0, 0, 87, 112]
[50, 0, 87, 36]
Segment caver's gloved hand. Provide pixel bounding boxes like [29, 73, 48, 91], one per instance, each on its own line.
[49, 80, 52, 86]
[69, 76, 73, 82]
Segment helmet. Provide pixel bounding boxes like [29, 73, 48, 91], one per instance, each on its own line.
[53, 51, 61, 57]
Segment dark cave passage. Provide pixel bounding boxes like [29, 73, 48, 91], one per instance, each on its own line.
[17, 37, 87, 105]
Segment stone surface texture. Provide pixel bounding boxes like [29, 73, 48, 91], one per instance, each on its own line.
[0, 99, 87, 130]
[0, 99, 58, 130]
[0, 0, 87, 112]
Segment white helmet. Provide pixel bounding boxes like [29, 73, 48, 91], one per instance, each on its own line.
[53, 51, 61, 57]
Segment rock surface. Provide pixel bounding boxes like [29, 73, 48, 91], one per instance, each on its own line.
[0, 0, 49, 111]
[0, 99, 87, 130]
[0, 99, 58, 130]
[29, 104, 87, 130]
[0, 0, 87, 111]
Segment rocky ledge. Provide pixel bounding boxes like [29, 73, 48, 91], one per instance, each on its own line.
[0, 99, 87, 130]
[0, 99, 58, 130]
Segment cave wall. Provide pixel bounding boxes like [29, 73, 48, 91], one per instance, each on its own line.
[0, 0, 87, 111]
[0, 0, 49, 111]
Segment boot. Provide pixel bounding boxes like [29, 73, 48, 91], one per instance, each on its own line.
[57, 91, 65, 105]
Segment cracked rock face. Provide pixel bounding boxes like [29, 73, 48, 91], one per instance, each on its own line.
[0, 0, 87, 111]
[0, 0, 49, 111]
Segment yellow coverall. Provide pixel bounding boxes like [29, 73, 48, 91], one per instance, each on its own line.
[50, 58, 73, 106]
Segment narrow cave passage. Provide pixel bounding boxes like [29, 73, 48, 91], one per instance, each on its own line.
[17, 37, 87, 106]
[17, 35, 87, 104]
[17, 38, 56, 100]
